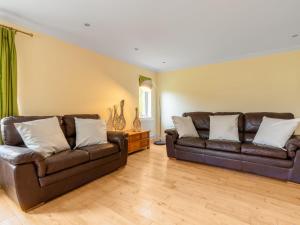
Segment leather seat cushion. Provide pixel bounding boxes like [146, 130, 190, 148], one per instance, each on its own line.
[177, 137, 206, 148]
[45, 150, 89, 175]
[241, 143, 287, 159]
[79, 143, 119, 160]
[175, 144, 204, 154]
[39, 153, 121, 187]
[206, 140, 241, 152]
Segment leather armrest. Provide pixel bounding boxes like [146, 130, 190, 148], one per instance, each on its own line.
[0, 145, 44, 165]
[165, 129, 178, 158]
[165, 129, 179, 137]
[286, 136, 300, 151]
[107, 131, 128, 151]
[107, 131, 128, 166]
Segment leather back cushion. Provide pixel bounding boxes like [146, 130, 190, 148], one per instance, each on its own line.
[183, 112, 212, 130]
[183, 112, 212, 139]
[244, 112, 295, 142]
[243, 133, 256, 143]
[244, 112, 294, 133]
[62, 114, 99, 148]
[1, 116, 63, 146]
[197, 130, 209, 139]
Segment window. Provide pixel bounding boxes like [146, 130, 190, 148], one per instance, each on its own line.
[139, 86, 152, 119]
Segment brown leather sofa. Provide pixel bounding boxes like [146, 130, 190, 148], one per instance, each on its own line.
[0, 114, 128, 211]
[165, 112, 300, 183]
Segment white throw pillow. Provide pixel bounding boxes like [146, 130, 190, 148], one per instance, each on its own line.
[14, 117, 70, 157]
[253, 116, 300, 148]
[172, 116, 199, 138]
[209, 115, 240, 142]
[75, 118, 107, 148]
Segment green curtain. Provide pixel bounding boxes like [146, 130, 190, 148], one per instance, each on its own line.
[0, 28, 19, 143]
[139, 75, 151, 86]
[139, 75, 152, 89]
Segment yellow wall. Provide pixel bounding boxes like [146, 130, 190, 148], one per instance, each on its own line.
[2, 21, 300, 136]
[158, 50, 300, 133]
[1, 21, 157, 132]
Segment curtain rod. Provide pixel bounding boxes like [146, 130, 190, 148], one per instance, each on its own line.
[0, 24, 33, 37]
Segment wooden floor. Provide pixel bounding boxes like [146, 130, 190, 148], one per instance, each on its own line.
[1, 145, 300, 225]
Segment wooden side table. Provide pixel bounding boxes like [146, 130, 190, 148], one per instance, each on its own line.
[126, 130, 150, 154]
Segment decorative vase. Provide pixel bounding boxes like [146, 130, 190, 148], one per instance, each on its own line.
[112, 105, 119, 130]
[117, 99, 126, 130]
[133, 107, 141, 132]
[106, 107, 113, 131]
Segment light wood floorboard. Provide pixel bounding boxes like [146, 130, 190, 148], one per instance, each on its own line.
[1, 145, 300, 225]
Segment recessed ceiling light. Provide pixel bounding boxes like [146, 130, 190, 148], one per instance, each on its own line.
[291, 34, 298, 38]
[134, 47, 139, 51]
[84, 23, 91, 27]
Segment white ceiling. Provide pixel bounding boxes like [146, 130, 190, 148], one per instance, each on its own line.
[1, 0, 300, 72]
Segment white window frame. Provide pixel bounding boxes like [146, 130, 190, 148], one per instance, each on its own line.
[139, 86, 152, 119]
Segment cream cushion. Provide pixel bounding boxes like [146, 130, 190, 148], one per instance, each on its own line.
[172, 116, 199, 138]
[14, 117, 70, 157]
[253, 116, 300, 148]
[75, 118, 107, 148]
[209, 114, 240, 142]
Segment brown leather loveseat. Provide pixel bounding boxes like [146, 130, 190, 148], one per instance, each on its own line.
[165, 112, 300, 183]
[0, 114, 128, 211]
